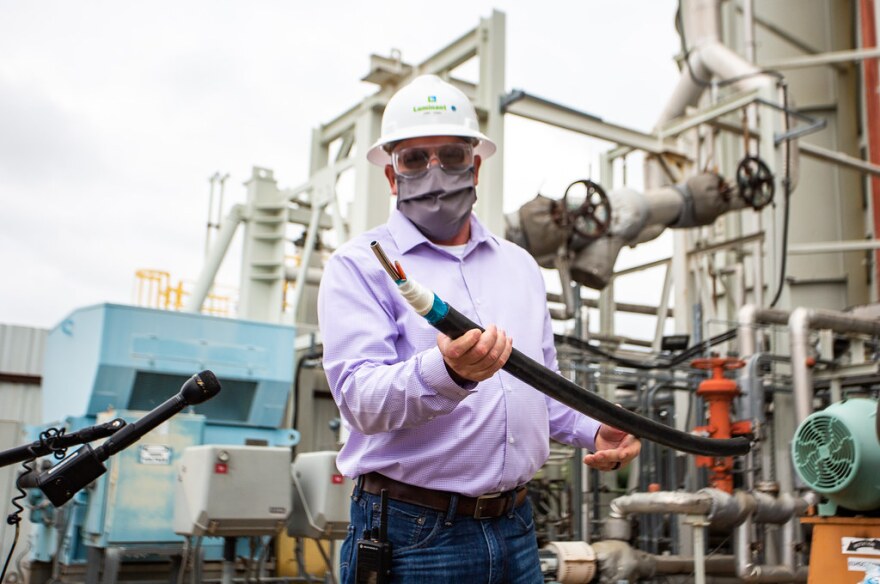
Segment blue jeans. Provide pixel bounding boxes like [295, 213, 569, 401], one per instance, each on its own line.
[339, 483, 543, 584]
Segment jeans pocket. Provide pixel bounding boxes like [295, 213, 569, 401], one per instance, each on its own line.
[511, 499, 535, 533]
[339, 523, 355, 584]
[370, 498, 442, 553]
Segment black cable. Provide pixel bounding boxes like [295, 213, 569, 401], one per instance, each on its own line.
[0, 522, 18, 584]
[2, 428, 69, 583]
[435, 305, 750, 457]
[2, 451, 34, 583]
[769, 83, 793, 308]
[554, 327, 738, 371]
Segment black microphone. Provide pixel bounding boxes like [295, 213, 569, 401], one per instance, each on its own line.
[25, 371, 221, 507]
[94, 369, 220, 460]
[0, 418, 126, 469]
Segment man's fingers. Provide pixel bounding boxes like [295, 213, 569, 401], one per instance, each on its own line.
[438, 325, 514, 382]
[440, 328, 482, 358]
[468, 325, 499, 364]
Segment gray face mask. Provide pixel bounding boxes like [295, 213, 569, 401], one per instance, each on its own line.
[396, 166, 477, 242]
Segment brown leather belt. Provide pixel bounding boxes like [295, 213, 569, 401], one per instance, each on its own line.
[361, 472, 527, 520]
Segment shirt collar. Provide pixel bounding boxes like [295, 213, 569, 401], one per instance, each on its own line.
[388, 209, 499, 256]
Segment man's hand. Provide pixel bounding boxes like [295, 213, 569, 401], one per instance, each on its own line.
[583, 424, 641, 471]
[437, 324, 512, 383]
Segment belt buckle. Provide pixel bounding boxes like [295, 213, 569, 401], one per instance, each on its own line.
[473, 492, 504, 519]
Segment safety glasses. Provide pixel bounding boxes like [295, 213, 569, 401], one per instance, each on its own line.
[392, 142, 474, 177]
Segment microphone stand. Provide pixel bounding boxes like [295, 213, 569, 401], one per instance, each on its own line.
[14, 370, 221, 507]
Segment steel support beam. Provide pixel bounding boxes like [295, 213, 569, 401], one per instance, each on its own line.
[799, 142, 880, 178]
[657, 89, 761, 139]
[760, 47, 880, 70]
[501, 90, 682, 155]
[788, 239, 880, 254]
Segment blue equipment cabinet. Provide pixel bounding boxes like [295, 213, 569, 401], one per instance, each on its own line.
[31, 303, 300, 571]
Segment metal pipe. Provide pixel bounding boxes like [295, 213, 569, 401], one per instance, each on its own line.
[609, 490, 710, 518]
[287, 204, 324, 325]
[789, 307, 880, 424]
[692, 517, 708, 584]
[283, 266, 324, 286]
[185, 204, 246, 313]
[654, 554, 736, 574]
[656, 0, 775, 130]
[752, 492, 808, 524]
[606, 489, 811, 582]
[610, 489, 807, 526]
[737, 304, 790, 357]
[742, 0, 756, 63]
[735, 516, 806, 582]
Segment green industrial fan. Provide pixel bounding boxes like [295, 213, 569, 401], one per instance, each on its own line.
[792, 397, 880, 515]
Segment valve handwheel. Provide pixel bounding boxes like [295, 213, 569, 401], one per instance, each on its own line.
[736, 156, 775, 210]
[557, 179, 612, 239]
[691, 356, 746, 374]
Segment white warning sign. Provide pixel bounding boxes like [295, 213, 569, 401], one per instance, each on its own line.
[138, 444, 172, 465]
[847, 557, 880, 572]
[842, 537, 880, 556]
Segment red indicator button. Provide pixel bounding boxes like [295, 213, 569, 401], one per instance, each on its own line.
[331, 473, 344, 485]
[214, 463, 229, 474]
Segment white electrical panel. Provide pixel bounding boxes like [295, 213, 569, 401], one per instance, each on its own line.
[287, 451, 352, 539]
[173, 445, 291, 536]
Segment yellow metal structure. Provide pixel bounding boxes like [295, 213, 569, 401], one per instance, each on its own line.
[275, 533, 331, 578]
[134, 269, 232, 316]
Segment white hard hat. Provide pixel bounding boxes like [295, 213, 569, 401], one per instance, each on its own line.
[366, 74, 497, 166]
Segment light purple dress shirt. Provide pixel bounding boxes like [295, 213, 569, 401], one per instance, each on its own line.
[317, 210, 601, 497]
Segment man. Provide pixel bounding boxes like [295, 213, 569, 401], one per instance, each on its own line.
[318, 74, 640, 583]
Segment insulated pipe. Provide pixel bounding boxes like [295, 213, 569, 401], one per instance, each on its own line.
[752, 492, 808, 525]
[606, 489, 808, 535]
[185, 204, 246, 313]
[735, 517, 807, 583]
[605, 489, 809, 583]
[372, 242, 751, 458]
[700, 43, 769, 92]
[610, 491, 713, 519]
[737, 304, 790, 357]
[609, 489, 753, 530]
[649, 0, 786, 190]
[574, 174, 750, 288]
[789, 307, 880, 424]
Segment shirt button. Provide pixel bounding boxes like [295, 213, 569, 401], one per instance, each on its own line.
[508, 436, 515, 444]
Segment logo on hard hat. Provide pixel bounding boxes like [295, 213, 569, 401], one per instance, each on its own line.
[413, 95, 448, 113]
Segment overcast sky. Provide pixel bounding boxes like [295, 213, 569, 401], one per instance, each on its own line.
[0, 1, 681, 330]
